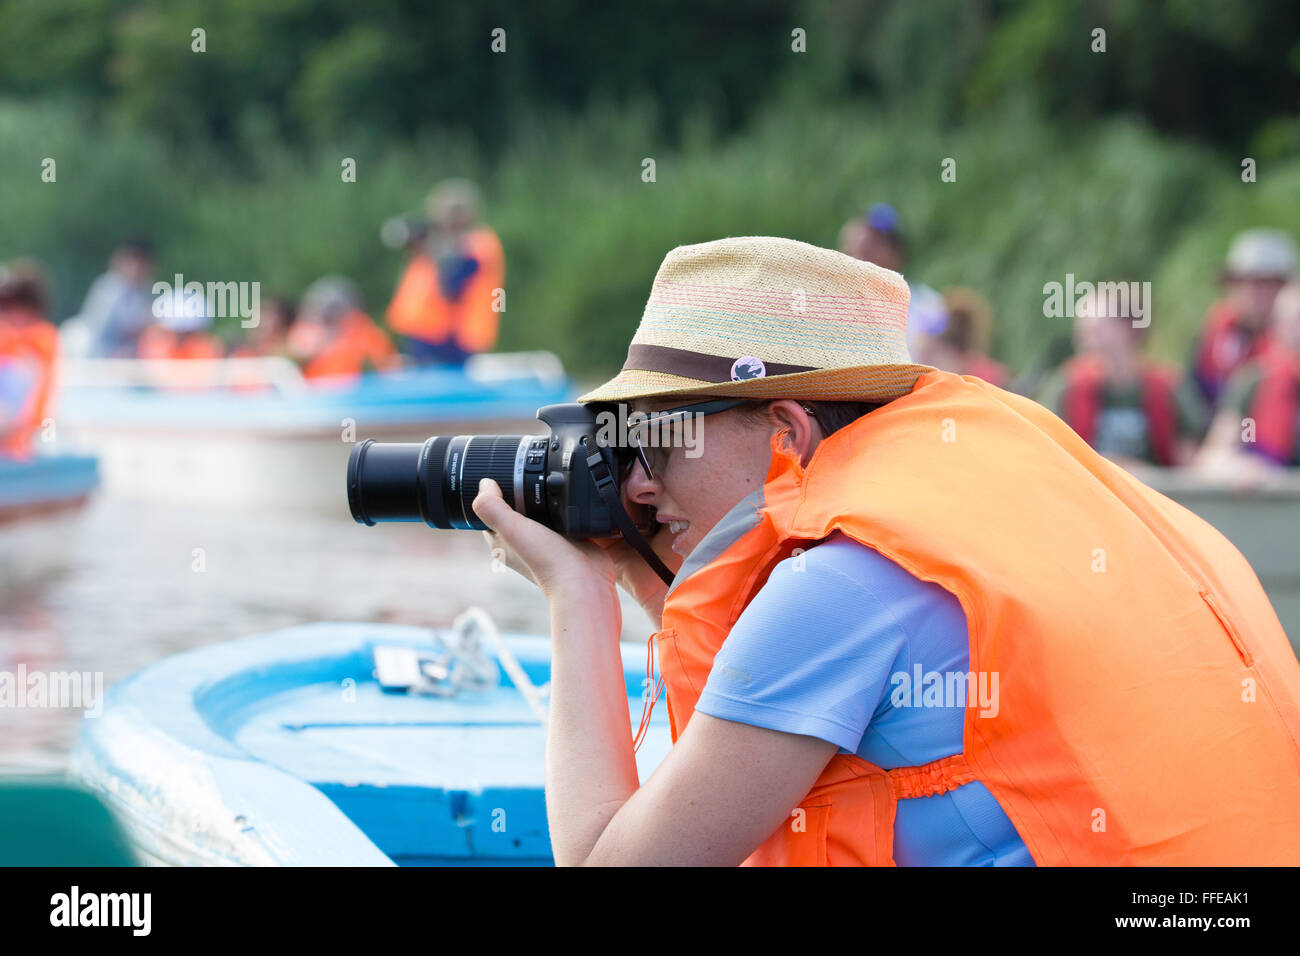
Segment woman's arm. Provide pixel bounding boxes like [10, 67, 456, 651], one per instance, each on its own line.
[472, 478, 836, 865]
[544, 581, 837, 865]
[582, 710, 838, 866]
[541, 579, 641, 864]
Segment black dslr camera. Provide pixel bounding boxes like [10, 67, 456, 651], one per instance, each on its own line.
[346, 403, 674, 584]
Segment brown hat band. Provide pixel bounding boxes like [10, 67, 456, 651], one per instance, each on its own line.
[623, 343, 817, 383]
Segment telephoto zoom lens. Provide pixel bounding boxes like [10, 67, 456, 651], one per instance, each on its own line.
[348, 435, 552, 530]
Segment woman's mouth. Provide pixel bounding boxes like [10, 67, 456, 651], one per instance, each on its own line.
[658, 516, 692, 554]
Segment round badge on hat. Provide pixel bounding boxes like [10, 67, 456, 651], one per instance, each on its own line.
[730, 356, 767, 381]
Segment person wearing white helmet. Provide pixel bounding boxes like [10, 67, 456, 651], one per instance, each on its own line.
[136, 280, 225, 361]
[1190, 228, 1297, 405]
[1197, 281, 1300, 482]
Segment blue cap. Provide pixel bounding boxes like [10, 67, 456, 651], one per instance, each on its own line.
[866, 203, 900, 237]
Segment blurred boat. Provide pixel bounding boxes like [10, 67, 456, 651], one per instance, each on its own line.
[1135, 466, 1300, 653]
[70, 612, 671, 866]
[53, 352, 572, 514]
[0, 453, 99, 587]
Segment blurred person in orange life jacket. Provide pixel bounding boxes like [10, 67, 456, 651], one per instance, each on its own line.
[1037, 283, 1207, 468]
[0, 261, 59, 459]
[226, 297, 295, 393]
[385, 178, 504, 366]
[290, 276, 399, 382]
[137, 289, 226, 361]
[230, 297, 294, 359]
[911, 286, 1009, 387]
[469, 237, 1300, 866]
[1190, 228, 1296, 406]
[1197, 282, 1300, 482]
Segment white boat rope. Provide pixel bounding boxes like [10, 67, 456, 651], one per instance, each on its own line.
[452, 607, 550, 728]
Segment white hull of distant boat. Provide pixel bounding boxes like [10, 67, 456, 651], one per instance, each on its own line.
[53, 352, 572, 513]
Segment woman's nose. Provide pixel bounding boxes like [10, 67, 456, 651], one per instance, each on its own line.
[622, 457, 661, 505]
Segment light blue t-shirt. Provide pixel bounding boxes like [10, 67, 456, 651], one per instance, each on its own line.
[694, 531, 1034, 866]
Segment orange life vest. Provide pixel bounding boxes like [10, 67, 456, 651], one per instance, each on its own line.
[1062, 354, 1180, 466]
[654, 370, 1300, 865]
[1249, 349, 1300, 466]
[300, 310, 399, 381]
[385, 227, 504, 353]
[137, 325, 226, 361]
[0, 308, 58, 458]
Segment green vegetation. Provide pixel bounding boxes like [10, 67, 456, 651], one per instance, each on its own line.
[0, 0, 1296, 377]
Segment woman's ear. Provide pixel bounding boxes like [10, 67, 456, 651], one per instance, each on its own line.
[766, 400, 820, 466]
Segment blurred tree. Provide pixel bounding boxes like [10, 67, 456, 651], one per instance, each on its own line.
[0, 0, 798, 150]
[965, 0, 1300, 152]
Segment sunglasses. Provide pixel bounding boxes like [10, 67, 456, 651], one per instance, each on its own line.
[614, 398, 751, 483]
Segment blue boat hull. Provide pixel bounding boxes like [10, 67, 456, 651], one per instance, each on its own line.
[71, 622, 671, 866]
[0, 454, 99, 512]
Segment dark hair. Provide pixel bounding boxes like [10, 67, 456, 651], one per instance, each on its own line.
[805, 400, 884, 434]
[938, 286, 993, 354]
[1081, 280, 1151, 343]
[741, 399, 884, 436]
[263, 295, 297, 328]
[0, 259, 52, 316]
[118, 237, 155, 259]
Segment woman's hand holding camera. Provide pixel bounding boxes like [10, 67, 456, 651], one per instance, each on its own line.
[471, 476, 680, 628]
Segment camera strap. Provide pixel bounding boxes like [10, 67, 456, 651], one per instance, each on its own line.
[585, 451, 676, 587]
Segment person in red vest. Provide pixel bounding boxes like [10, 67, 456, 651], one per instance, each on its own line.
[1190, 228, 1296, 406]
[467, 237, 1300, 866]
[1037, 284, 1207, 467]
[911, 286, 1009, 387]
[0, 261, 58, 459]
[1197, 282, 1300, 479]
[289, 277, 399, 382]
[385, 179, 504, 366]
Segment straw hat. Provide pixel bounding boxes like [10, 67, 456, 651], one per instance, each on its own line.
[577, 236, 932, 404]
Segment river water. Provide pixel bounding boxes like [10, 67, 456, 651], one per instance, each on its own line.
[0, 493, 657, 772]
